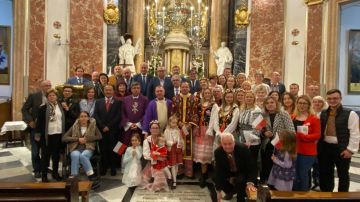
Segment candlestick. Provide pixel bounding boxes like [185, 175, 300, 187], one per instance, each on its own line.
[190, 6, 193, 37]
[162, 7, 165, 35]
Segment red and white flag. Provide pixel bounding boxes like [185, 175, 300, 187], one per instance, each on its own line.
[113, 141, 127, 155]
[271, 132, 280, 146]
[252, 114, 267, 130]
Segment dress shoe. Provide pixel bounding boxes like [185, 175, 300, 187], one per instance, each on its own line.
[42, 174, 49, 182]
[52, 173, 62, 181]
[34, 171, 41, 179]
[110, 168, 117, 176]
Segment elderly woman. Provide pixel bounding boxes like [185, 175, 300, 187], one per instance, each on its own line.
[36, 88, 65, 182]
[292, 95, 320, 191]
[142, 121, 169, 192]
[62, 111, 102, 182]
[79, 87, 96, 117]
[312, 96, 328, 117]
[114, 80, 128, 101]
[260, 96, 295, 184]
[255, 84, 268, 109]
[96, 73, 109, 98]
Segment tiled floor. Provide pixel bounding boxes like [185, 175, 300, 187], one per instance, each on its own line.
[1, 143, 360, 201]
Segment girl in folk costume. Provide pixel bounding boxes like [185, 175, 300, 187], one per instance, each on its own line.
[207, 89, 239, 150]
[267, 130, 297, 191]
[142, 121, 169, 192]
[164, 115, 183, 189]
[193, 88, 215, 188]
[149, 136, 172, 191]
[122, 133, 143, 187]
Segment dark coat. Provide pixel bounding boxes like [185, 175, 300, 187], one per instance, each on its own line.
[133, 74, 153, 96]
[93, 97, 122, 135]
[21, 91, 43, 124]
[146, 77, 172, 101]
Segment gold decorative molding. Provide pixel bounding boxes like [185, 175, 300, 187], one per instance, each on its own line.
[305, 0, 324, 6]
[234, 6, 250, 28]
[103, 2, 119, 25]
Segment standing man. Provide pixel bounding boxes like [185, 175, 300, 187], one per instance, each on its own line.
[146, 66, 172, 100]
[120, 67, 134, 93]
[21, 80, 52, 178]
[318, 89, 360, 192]
[142, 85, 172, 135]
[66, 66, 90, 85]
[93, 85, 122, 176]
[307, 84, 320, 99]
[120, 82, 148, 145]
[109, 65, 123, 88]
[214, 133, 257, 201]
[60, 85, 80, 132]
[289, 83, 300, 99]
[165, 74, 181, 100]
[188, 68, 200, 94]
[172, 81, 200, 178]
[269, 71, 286, 96]
[133, 62, 153, 96]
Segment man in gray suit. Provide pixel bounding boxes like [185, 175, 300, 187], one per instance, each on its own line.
[21, 80, 52, 178]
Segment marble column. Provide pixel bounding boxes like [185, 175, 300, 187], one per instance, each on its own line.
[69, 0, 103, 74]
[305, 3, 323, 93]
[12, 0, 29, 120]
[209, 0, 230, 75]
[28, 0, 45, 92]
[249, 0, 285, 79]
[131, 0, 145, 73]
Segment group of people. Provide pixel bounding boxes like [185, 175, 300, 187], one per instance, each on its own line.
[21, 64, 359, 201]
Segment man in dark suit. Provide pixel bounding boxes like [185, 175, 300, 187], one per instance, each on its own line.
[85, 71, 100, 99]
[66, 66, 90, 85]
[188, 68, 200, 94]
[165, 74, 181, 100]
[120, 67, 134, 94]
[146, 66, 172, 100]
[21, 80, 52, 178]
[214, 132, 257, 202]
[133, 62, 153, 96]
[93, 85, 122, 176]
[269, 71, 286, 96]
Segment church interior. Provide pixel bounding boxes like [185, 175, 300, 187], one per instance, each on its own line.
[1, 0, 360, 201]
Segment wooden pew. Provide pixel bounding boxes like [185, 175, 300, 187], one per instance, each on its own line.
[255, 185, 360, 202]
[0, 178, 79, 202]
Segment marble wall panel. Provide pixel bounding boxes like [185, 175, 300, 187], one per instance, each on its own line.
[28, 0, 45, 92]
[69, 0, 103, 75]
[249, 0, 284, 80]
[305, 4, 322, 90]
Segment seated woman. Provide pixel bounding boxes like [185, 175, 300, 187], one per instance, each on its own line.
[62, 111, 102, 183]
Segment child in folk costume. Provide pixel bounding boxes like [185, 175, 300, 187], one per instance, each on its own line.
[267, 130, 297, 191]
[193, 88, 215, 188]
[121, 133, 142, 187]
[148, 136, 172, 191]
[164, 115, 183, 189]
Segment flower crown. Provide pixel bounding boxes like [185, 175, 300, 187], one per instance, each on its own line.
[149, 120, 160, 127]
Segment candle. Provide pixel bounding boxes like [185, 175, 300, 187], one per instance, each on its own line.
[190, 7, 193, 36]
[155, 0, 158, 21]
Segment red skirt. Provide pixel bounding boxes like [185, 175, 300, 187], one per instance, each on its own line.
[167, 143, 183, 166]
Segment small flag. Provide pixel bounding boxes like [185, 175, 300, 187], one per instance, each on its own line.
[252, 114, 267, 130]
[271, 132, 280, 146]
[113, 141, 127, 155]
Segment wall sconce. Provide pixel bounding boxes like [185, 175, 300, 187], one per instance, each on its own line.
[291, 29, 300, 45]
[53, 21, 69, 46]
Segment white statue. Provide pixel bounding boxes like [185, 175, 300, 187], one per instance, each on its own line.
[212, 42, 233, 75]
[118, 36, 142, 75]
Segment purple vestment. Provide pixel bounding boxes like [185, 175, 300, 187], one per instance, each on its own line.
[142, 98, 172, 134]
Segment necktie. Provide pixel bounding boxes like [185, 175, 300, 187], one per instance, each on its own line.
[175, 88, 178, 96]
[227, 153, 237, 172]
[105, 98, 110, 112]
[142, 75, 146, 84]
[78, 78, 82, 84]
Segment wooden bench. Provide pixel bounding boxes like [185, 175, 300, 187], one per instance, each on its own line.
[0, 178, 79, 202]
[254, 185, 360, 202]
[78, 181, 92, 202]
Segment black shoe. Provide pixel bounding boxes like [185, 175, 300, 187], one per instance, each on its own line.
[110, 168, 117, 176]
[223, 193, 234, 200]
[34, 171, 41, 179]
[91, 180, 100, 190]
[52, 173, 62, 181]
[42, 174, 49, 182]
[167, 179, 173, 187]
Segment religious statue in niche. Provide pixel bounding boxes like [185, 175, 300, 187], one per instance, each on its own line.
[118, 35, 142, 75]
[212, 42, 233, 75]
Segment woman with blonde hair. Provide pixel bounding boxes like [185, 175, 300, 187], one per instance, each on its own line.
[254, 84, 268, 109]
[235, 88, 246, 109]
[291, 95, 320, 191]
[312, 96, 328, 117]
[225, 75, 236, 92]
[238, 91, 262, 177]
[236, 73, 247, 88]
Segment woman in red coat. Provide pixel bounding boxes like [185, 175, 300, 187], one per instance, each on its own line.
[292, 95, 321, 191]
